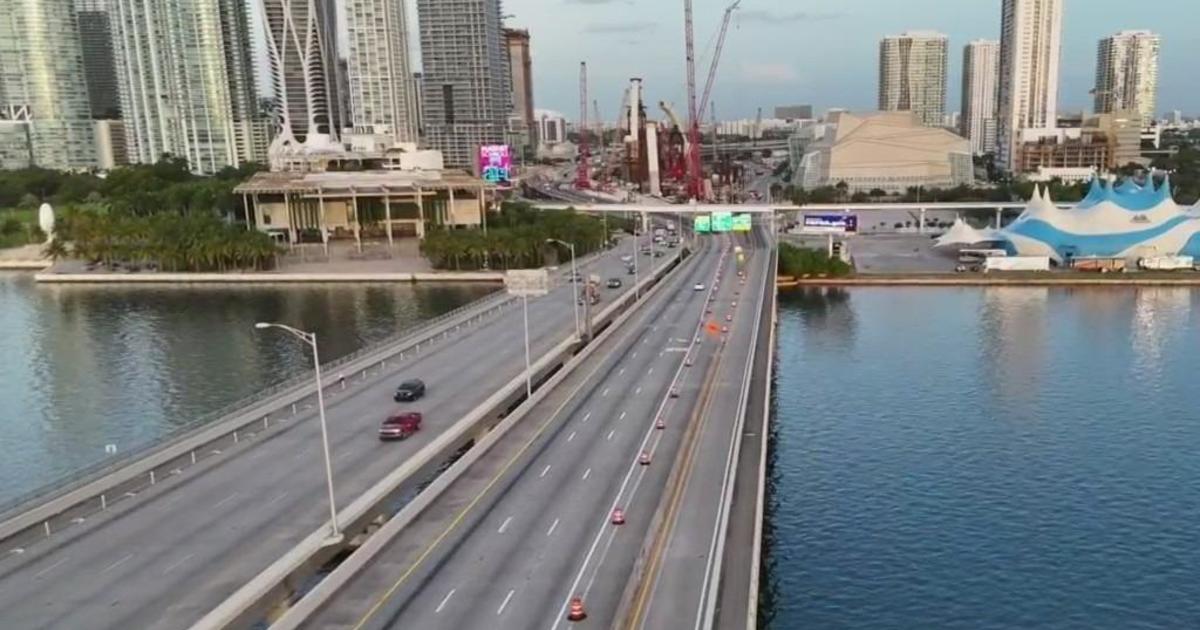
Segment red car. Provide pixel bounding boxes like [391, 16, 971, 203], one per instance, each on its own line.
[379, 412, 422, 441]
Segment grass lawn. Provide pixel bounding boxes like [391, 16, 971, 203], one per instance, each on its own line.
[0, 207, 39, 249]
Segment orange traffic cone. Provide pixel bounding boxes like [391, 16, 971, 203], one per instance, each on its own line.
[568, 596, 587, 621]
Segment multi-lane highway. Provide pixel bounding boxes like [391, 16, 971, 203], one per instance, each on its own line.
[296, 226, 770, 630]
[0, 239, 655, 630]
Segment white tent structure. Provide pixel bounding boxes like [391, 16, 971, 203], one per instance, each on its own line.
[934, 217, 993, 248]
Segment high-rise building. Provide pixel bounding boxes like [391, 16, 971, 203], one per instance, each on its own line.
[997, 0, 1063, 173]
[504, 28, 535, 148]
[75, 0, 121, 120]
[261, 0, 342, 148]
[1094, 30, 1160, 127]
[878, 31, 948, 127]
[417, 0, 510, 169]
[345, 0, 417, 143]
[110, 0, 265, 173]
[0, 0, 97, 170]
[961, 39, 999, 155]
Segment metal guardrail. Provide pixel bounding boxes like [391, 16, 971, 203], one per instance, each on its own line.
[0, 289, 513, 522]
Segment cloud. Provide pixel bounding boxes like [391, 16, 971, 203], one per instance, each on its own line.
[737, 10, 844, 24]
[583, 21, 657, 34]
[740, 62, 799, 84]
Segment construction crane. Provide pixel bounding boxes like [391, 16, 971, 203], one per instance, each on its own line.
[593, 99, 608, 184]
[683, 0, 741, 200]
[575, 61, 590, 190]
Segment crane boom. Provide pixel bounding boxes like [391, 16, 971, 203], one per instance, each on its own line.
[683, 0, 702, 199]
[697, 0, 741, 123]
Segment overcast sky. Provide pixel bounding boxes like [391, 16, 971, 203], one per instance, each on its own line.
[253, 0, 1197, 122]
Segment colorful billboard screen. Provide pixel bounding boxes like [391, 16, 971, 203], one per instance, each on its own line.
[712, 212, 734, 232]
[479, 145, 513, 186]
[732, 214, 752, 232]
[695, 215, 712, 233]
[802, 214, 858, 233]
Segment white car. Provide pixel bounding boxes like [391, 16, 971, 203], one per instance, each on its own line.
[693, 283, 706, 291]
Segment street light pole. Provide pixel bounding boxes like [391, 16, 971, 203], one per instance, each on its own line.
[546, 239, 580, 339]
[632, 213, 640, 299]
[255, 322, 343, 545]
[521, 294, 532, 397]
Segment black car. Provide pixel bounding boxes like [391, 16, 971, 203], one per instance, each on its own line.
[606, 278, 622, 288]
[393, 379, 426, 402]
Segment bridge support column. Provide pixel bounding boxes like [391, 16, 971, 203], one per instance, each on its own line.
[918, 207, 926, 234]
[995, 207, 1003, 229]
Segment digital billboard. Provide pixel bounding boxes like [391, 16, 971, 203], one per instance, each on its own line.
[694, 215, 712, 233]
[802, 214, 858, 234]
[479, 144, 513, 186]
[732, 214, 752, 232]
[712, 212, 733, 232]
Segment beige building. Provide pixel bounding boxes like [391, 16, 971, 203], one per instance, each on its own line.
[878, 31, 948, 127]
[794, 111, 973, 194]
[997, 0, 1063, 174]
[1094, 30, 1160, 127]
[1015, 111, 1142, 174]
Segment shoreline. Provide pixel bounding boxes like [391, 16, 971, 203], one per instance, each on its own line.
[778, 273, 1200, 287]
[32, 270, 504, 284]
[0, 261, 51, 270]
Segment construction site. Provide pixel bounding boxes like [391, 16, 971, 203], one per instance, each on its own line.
[534, 0, 760, 206]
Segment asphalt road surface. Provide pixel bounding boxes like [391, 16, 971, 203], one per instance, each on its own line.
[304, 228, 769, 630]
[0, 241, 651, 630]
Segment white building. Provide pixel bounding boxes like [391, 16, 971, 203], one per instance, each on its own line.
[345, 0, 418, 144]
[878, 31, 948, 127]
[535, 109, 568, 146]
[997, 0, 1063, 174]
[1094, 30, 1160, 127]
[961, 40, 999, 155]
[111, 0, 265, 173]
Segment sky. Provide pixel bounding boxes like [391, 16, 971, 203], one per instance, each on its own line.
[250, 0, 1198, 123]
[500, 0, 1198, 121]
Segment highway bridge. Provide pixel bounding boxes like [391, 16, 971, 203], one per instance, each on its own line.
[0, 224, 777, 630]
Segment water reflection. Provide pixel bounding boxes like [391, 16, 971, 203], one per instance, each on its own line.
[0, 274, 496, 502]
[777, 287, 856, 350]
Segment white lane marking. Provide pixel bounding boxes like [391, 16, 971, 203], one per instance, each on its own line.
[619, 368, 625, 375]
[583, 412, 592, 423]
[101, 553, 134, 574]
[213, 492, 240, 510]
[268, 491, 290, 506]
[163, 553, 194, 575]
[34, 557, 69, 579]
[497, 589, 516, 615]
[632, 351, 638, 359]
[547, 518, 560, 537]
[648, 367, 654, 375]
[607, 430, 615, 441]
[602, 387, 610, 397]
[635, 387, 642, 395]
[619, 411, 627, 420]
[498, 517, 513, 534]
[336, 448, 356, 461]
[568, 431, 576, 442]
[436, 588, 456, 613]
[541, 465, 552, 478]
[582, 468, 592, 480]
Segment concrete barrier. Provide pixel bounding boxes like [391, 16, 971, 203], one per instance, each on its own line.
[189, 252, 682, 630]
[746, 254, 778, 629]
[268, 249, 688, 629]
[0, 291, 515, 550]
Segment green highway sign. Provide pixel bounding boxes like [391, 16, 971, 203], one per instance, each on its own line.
[712, 212, 733, 232]
[732, 214, 752, 232]
[695, 215, 712, 233]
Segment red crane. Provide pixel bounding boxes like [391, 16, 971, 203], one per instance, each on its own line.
[684, 0, 741, 200]
[575, 61, 591, 190]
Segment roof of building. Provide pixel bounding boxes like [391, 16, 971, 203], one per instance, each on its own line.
[814, 111, 971, 177]
[234, 170, 492, 195]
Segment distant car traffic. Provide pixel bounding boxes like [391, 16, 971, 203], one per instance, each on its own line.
[393, 379, 426, 402]
[693, 283, 706, 291]
[379, 412, 422, 441]
[606, 278, 622, 288]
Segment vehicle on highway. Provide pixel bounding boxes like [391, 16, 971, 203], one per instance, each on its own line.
[379, 411, 422, 440]
[606, 278, 622, 288]
[694, 283, 706, 291]
[393, 378, 426, 402]
[611, 508, 626, 525]
[725, 314, 733, 322]
[626, 265, 635, 275]
[620, 254, 633, 262]
[653, 250, 664, 258]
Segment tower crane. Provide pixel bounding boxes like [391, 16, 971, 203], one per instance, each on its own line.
[684, 0, 741, 200]
[575, 61, 591, 190]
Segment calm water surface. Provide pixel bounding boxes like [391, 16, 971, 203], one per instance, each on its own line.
[0, 273, 496, 504]
[766, 287, 1200, 629]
